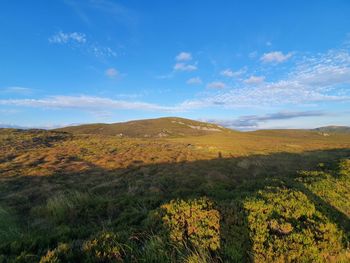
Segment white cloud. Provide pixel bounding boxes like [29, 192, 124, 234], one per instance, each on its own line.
[220, 69, 235, 77]
[173, 52, 197, 72]
[0, 95, 180, 112]
[3, 47, 350, 114]
[291, 50, 350, 87]
[156, 73, 174, 79]
[260, 51, 292, 63]
[1, 86, 32, 95]
[177, 48, 350, 109]
[176, 52, 192, 61]
[187, 77, 202, 85]
[220, 68, 246, 77]
[207, 81, 226, 89]
[174, 63, 197, 72]
[49, 31, 86, 44]
[91, 46, 117, 57]
[206, 111, 326, 130]
[49, 31, 117, 58]
[105, 68, 119, 78]
[244, 76, 265, 84]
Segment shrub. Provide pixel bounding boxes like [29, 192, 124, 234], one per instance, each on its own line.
[83, 231, 126, 262]
[161, 197, 220, 251]
[339, 158, 350, 177]
[244, 187, 344, 262]
[40, 243, 71, 263]
[183, 249, 212, 263]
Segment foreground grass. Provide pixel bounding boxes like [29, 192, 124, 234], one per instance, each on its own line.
[0, 129, 350, 262]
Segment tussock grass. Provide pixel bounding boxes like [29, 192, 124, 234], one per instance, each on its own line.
[0, 206, 20, 244]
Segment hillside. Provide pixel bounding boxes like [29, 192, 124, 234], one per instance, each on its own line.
[1, 118, 350, 262]
[56, 117, 229, 138]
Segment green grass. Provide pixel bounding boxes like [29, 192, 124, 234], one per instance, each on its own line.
[0, 206, 20, 244]
[1, 120, 350, 262]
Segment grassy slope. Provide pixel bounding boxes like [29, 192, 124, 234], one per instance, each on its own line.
[55, 117, 230, 138]
[1, 119, 350, 262]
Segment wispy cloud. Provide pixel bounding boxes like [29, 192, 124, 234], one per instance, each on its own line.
[180, 48, 350, 109]
[244, 76, 265, 84]
[207, 81, 226, 89]
[90, 46, 117, 57]
[49, 31, 87, 44]
[3, 47, 350, 115]
[249, 51, 258, 59]
[187, 77, 202, 85]
[174, 63, 197, 72]
[105, 68, 119, 78]
[64, 0, 138, 27]
[173, 52, 197, 72]
[49, 31, 117, 58]
[156, 73, 174, 79]
[220, 69, 235, 77]
[0, 109, 20, 114]
[176, 52, 192, 61]
[291, 49, 350, 87]
[1, 86, 33, 95]
[260, 51, 292, 63]
[0, 95, 178, 112]
[206, 111, 327, 130]
[220, 68, 246, 77]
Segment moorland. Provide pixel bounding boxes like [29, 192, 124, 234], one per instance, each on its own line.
[1, 117, 350, 262]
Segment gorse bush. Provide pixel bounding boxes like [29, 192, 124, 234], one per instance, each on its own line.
[39, 243, 72, 263]
[39, 232, 127, 263]
[339, 158, 350, 177]
[83, 232, 127, 262]
[161, 197, 220, 251]
[244, 187, 344, 262]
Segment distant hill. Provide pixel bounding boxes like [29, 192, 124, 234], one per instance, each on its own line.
[55, 117, 230, 137]
[313, 126, 350, 134]
[0, 124, 28, 129]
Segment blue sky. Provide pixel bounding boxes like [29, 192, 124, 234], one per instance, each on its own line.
[1, 0, 350, 130]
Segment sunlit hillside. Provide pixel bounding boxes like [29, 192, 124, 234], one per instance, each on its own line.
[1, 118, 350, 262]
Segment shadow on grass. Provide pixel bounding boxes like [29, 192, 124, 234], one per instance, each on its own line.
[0, 148, 350, 261]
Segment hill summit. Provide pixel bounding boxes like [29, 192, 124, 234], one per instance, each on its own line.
[56, 117, 229, 138]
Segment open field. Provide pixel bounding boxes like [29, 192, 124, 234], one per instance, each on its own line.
[1, 118, 350, 262]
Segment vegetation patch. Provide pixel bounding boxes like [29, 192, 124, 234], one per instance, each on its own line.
[161, 197, 220, 251]
[244, 187, 344, 262]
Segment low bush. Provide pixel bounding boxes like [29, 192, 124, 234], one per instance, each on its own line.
[161, 197, 220, 251]
[243, 187, 344, 262]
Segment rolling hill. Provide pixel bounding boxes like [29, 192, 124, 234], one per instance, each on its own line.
[55, 117, 230, 137]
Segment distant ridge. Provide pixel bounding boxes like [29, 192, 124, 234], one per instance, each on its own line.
[55, 117, 232, 138]
[313, 126, 350, 134]
[0, 124, 28, 129]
